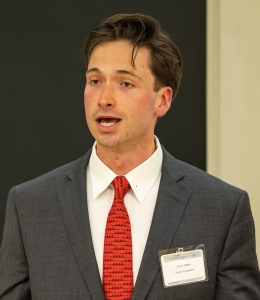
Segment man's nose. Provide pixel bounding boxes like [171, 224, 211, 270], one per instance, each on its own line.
[98, 83, 116, 107]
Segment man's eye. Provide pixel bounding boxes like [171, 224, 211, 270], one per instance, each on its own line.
[90, 80, 100, 85]
[122, 82, 132, 88]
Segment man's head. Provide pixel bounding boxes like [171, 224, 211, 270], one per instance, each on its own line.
[84, 13, 182, 99]
[83, 14, 182, 165]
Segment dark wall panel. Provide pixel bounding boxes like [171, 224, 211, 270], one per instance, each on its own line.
[0, 0, 206, 242]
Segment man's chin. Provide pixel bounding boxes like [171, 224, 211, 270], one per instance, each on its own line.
[95, 137, 120, 150]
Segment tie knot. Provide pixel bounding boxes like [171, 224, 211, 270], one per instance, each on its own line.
[112, 176, 130, 199]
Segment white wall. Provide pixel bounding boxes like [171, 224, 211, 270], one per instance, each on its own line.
[207, 0, 260, 259]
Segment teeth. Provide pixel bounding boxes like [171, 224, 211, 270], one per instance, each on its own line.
[100, 122, 115, 127]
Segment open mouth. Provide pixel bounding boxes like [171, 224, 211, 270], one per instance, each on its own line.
[98, 118, 121, 127]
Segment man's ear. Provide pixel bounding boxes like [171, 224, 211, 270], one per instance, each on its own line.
[155, 87, 172, 117]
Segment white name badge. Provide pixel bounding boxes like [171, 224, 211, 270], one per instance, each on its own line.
[160, 248, 208, 287]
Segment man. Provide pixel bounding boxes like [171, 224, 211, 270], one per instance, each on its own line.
[0, 13, 259, 300]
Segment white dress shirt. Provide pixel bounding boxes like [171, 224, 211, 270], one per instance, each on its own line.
[86, 137, 162, 284]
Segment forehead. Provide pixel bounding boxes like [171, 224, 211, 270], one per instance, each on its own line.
[88, 40, 152, 71]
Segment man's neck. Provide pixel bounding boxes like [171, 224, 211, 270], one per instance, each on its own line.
[96, 138, 157, 175]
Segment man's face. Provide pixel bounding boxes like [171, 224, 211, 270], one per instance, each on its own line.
[84, 40, 172, 154]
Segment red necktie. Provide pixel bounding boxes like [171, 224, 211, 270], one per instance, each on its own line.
[103, 176, 133, 300]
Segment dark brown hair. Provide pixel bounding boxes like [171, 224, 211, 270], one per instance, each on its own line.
[84, 13, 183, 99]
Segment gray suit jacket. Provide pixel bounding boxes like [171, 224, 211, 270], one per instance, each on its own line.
[0, 147, 260, 299]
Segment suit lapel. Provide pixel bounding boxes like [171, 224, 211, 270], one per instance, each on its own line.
[132, 149, 192, 300]
[55, 147, 191, 300]
[57, 150, 105, 300]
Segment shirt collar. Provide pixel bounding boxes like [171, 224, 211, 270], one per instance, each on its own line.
[88, 136, 163, 203]
[88, 145, 117, 199]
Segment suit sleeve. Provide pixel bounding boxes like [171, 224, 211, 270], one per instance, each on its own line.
[0, 188, 31, 299]
[215, 190, 260, 299]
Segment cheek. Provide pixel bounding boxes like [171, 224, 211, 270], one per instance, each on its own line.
[84, 89, 96, 112]
[126, 93, 156, 127]
[84, 87, 92, 103]
[129, 90, 152, 107]
[135, 92, 156, 111]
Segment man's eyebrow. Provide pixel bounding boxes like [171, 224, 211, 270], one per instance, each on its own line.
[117, 70, 142, 80]
[86, 68, 142, 81]
[86, 67, 101, 74]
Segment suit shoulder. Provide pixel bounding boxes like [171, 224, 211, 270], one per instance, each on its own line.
[162, 148, 244, 197]
[164, 154, 249, 217]
[185, 160, 241, 193]
[10, 151, 90, 196]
